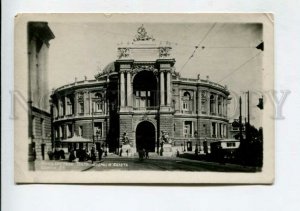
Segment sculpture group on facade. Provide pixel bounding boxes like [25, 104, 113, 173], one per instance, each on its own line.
[121, 132, 130, 145]
[133, 24, 155, 41]
[161, 131, 172, 145]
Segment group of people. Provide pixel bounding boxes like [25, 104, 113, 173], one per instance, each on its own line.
[138, 148, 149, 161]
[68, 146, 104, 163]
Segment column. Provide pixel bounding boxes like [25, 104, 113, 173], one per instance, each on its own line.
[120, 71, 125, 107]
[198, 89, 201, 114]
[216, 123, 218, 138]
[224, 99, 227, 117]
[84, 91, 89, 115]
[193, 90, 197, 114]
[104, 101, 107, 114]
[207, 93, 210, 114]
[89, 92, 92, 115]
[127, 71, 132, 107]
[166, 71, 171, 106]
[160, 71, 165, 106]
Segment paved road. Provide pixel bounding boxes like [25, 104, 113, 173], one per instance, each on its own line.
[32, 157, 259, 172]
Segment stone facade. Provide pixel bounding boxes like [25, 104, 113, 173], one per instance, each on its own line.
[51, 26, 230, 155]
[28, 22, 55, 160]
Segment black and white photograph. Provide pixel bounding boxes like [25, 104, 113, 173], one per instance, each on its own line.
[13, 13, 274, 183]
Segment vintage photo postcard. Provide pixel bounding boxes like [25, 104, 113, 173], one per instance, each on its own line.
[14, 13, 274, 184]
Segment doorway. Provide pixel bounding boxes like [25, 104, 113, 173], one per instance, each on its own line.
[136, 121, 156, 152]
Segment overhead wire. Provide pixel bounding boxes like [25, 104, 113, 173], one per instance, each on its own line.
[179, 23, 217, 73]
[218, 51, 262, 83]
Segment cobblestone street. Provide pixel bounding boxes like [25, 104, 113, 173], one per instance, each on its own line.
[31, 156, 259, 172]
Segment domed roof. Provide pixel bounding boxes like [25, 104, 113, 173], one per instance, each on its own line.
[102, 62, 115, 74]
[94, 62, 115, 79]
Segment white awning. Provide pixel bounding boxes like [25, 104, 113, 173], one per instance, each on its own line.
[60, 135, 92, 143]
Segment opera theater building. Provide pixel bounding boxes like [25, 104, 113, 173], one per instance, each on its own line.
[51, 26, 231, 156]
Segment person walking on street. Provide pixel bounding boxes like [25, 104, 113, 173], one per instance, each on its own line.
[91, 147, 96, 164]
[145, 149, 149, 159]
[98, 147, 103, 161]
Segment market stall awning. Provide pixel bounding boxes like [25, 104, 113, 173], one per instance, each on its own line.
[60, 135, 92, 143]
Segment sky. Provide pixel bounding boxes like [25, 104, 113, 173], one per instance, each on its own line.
[47, 22, 263, 127]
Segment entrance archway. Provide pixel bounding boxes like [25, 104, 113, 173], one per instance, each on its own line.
[136, 121, 156, 152]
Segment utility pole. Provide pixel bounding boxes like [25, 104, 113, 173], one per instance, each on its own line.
[92, 100, 95, 145]
[247, 91, 250, 126]
[239, 96, 243, 143]
[246, 91, 250, 143]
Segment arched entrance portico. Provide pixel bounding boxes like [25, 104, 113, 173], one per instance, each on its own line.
[136, 121, 156, 152]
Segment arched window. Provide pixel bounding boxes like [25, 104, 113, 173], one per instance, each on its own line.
[78, 93, 84, 114]
[59, 100, 64, 116]
[218, 96, 222, 115]
[201, 91, 207, 114]
[93, 92, 104, 113]
[66, 97, 73, 115]
[182, 91, 192, 112]
[59, 126, 63, 139]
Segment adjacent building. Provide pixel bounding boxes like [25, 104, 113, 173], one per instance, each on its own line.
[51, 25, 231, 155]
[28, 22, 55, 160]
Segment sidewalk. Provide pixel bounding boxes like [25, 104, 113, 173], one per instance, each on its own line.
[31, 153, 260, 172]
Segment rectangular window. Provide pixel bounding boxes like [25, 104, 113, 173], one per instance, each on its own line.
[182, 102, 188, 111]
[212, 122, 216, 138]
[59, 126, 63, 138]
[184, 121, 193, 138]
[94, 101, 103, 113]
[219, 123, 222, 138]
[79, 102, 84, 114]
[223, 124, 227, 137]
[67, 124, 72, 138]
[140, 91, 146, 97]
[55, 128, 59, 138]
[227, 142, 236, 147]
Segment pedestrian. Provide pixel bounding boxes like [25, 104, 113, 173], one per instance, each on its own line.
[69, 148, 75, 162]
[138, 148, 143, 161]
[160, 147, 163, 156]
[98, 147, 103, 161]
[195, 147, 199, 156]
[86, 148, 90, 160]
[91, 147, 96, 164]
[145, 149, 149, 159]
